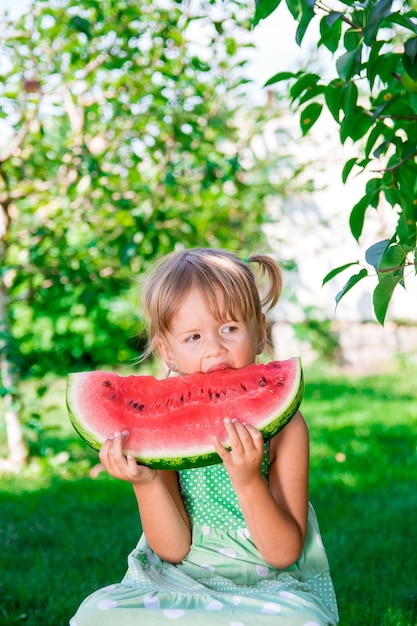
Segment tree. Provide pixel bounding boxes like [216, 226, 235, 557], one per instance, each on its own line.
[0, 0, 302, 467]
[254, 0, 417, 324]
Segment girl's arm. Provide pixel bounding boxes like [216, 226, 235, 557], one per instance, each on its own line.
[99, 431, 191, 564]
[213, 411, 309, 569]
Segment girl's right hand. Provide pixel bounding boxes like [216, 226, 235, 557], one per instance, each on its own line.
[99, 430, 156, 485]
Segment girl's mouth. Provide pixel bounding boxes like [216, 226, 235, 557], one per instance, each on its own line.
[206, 363, 231, 374]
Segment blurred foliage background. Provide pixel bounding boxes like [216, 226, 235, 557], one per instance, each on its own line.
[1, 0, 311, 466]
[1, 0, 416, 466]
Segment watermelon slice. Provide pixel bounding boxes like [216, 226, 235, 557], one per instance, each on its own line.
[66, 358, 303, 470]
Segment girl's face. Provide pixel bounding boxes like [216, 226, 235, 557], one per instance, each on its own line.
[157, 287, 264, 376]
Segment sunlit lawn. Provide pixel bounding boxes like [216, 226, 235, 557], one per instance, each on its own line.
[1, 362, 416, 625]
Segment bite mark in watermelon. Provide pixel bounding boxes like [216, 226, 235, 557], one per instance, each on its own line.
[66, 358, 303, 470]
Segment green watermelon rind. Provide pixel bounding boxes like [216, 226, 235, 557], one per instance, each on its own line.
[67, 361, 304, 471]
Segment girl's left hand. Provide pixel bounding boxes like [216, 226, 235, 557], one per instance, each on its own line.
[213, 418, 264, 488]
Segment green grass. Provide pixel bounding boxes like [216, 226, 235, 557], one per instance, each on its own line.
[1, 364, 417, 625]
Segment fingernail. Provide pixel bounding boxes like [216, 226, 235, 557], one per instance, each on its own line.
[122, 430, 129, 436]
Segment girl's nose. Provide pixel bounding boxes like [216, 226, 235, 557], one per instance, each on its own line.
[205, 334, 225, 357]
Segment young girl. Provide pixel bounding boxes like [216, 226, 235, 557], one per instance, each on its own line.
[71, 248, 339, 626]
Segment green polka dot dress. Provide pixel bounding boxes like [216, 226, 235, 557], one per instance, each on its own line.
[71, 451, 339, 625]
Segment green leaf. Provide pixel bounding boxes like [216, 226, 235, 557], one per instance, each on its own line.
[402, 37, 417, 80]
[364, 0, 393, 46]
[285, 0, 315, 43]
[253, 0, 282, 26]
[341, 81, 358, 116]
[335, 268, 368, 306]
[379, 243, 409, 272]
[342, 157, 358, 183]
[404, 36, 417, 63]
[386, 13, 417, 34]
[366, 40, 384, 89]
[336, 48, 361, 81]
[295, 2, 315, 45]
[365, 239, 390, 270]
[349, 195, 369, 241]
[365, 177, 383, 208]
[300, 102, 323, 135]
[340, 107, 373, 142]
[264, 71, 299, 87]
[69, 16, 92, 38]
[285, 0, 302, 20]
[322, 261, 360, 286]
[375, 52, 402, 84]
[319, 13, 343, 53]
[365, 122, 386, 159]
[409, 92, 417, 114]
[373, 272, 401, 324]
[289, 73, 320, 100]
[324, 79, 343, 122]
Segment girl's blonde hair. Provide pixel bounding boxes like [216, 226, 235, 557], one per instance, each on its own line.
[140, 248, 283, 360]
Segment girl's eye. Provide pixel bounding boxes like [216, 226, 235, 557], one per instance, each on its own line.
[223, 325, 238, 334]
[186, 333, 201, 342]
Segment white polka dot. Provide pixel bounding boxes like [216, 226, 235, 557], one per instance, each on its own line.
[163, 609, 185, 619]
[316, 533, 324, 549]
[232, 596, 241, 606]
[97, 599, 117, 610]
[303, 622, 320, 626]
[279, 590, 296, 600]
[201, 564, 215, 572]
[206, 600, 223, 611]
[219, 548, 236, 558]
[144, 594, 161, 609]
[202, 525, 210, 535]
[103, 584, 117, 592]
[260, 602, 281, 614]
[238, 528, 250, 539]
[69, 620, 77, 626]
[256, 564, 269, 577]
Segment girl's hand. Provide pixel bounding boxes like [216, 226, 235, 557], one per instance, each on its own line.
[213, 418, 264, 488]
[99, 431, 156, 485]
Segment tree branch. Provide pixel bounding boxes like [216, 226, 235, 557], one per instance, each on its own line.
[0, 114, 36, 163]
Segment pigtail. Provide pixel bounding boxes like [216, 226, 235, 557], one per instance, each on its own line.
[247, 254, 283, 313]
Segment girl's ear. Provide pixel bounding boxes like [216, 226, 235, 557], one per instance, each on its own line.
[157, 338, 174, 369]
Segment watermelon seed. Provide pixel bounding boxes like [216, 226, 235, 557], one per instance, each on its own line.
[259, 377, 266, 386]
[137, 404, 145, 412]
[241, 384, 247, 392]
[102, 380, 111, 387]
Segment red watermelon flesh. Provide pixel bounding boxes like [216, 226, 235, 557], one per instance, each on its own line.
[66, 358, 303, 470]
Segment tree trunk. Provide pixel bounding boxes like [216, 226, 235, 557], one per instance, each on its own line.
[0, 259, 28, 471]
